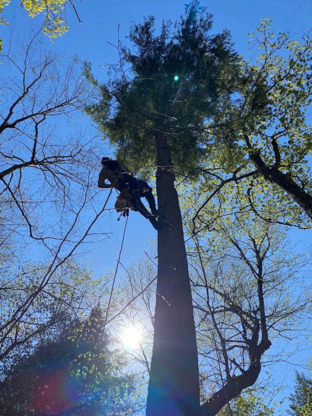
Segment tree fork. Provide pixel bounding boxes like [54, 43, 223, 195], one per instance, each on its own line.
[146, 132, 200, 415]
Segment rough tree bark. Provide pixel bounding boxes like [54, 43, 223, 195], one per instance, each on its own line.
[146, 132, 200, 415]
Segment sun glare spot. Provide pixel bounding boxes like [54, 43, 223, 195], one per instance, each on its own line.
[121, 326, 141, 349]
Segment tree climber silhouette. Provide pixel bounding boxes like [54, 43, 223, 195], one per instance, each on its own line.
[98, 157, 160, 230]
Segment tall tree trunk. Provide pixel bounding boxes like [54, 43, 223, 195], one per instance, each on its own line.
[146, 132, 200, 416]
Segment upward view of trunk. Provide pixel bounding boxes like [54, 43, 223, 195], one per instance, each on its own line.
[146, 132, 200, 416]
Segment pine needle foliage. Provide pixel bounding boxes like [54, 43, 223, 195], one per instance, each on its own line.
[85, 1, 242, 177]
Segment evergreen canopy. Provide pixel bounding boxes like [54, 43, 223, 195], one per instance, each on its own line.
[85, 1, 242, 176]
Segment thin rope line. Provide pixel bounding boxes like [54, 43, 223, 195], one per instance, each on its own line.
[103, 215, 129, 328]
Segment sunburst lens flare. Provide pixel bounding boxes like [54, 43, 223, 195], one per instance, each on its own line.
[121, 326, 141, 349]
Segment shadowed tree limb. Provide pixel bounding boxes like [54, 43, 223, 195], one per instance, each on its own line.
[244, 134, 312, 220]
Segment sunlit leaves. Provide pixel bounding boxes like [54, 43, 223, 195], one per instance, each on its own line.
[0, 0, 73, 51]
[184, 19, 312, 232]
[244, 19, 312, 173]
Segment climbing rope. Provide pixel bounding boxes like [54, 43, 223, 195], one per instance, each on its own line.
[103, 215, 129, 328]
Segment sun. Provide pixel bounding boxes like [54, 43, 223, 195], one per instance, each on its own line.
[121, 325, 141, 349]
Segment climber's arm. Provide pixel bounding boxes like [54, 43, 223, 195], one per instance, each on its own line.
[98, 168, 112, 189]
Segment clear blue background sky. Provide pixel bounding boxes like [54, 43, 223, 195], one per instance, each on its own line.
[3, 0, 312, 411]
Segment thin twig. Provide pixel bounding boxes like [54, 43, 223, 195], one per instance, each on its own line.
[68, 0, 82, 23]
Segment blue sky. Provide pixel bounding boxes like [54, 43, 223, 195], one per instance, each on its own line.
[2, 0, 312, 412]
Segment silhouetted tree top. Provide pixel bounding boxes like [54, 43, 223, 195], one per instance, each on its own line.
[85, 1, 242, 176]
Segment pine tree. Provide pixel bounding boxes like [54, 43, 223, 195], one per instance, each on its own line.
[86, 1, 241, 414]
[289, 372, 312, 416]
